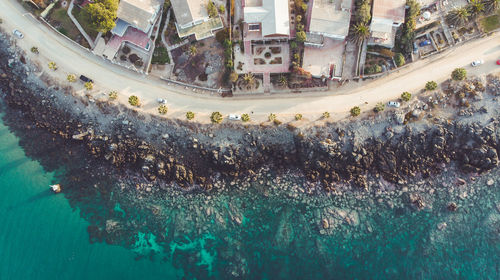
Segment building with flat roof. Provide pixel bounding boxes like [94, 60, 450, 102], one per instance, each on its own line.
[302, 0, 352, 79]
[369, 0, 405, 48]
[170, 0, 223, 40]
[116, 0, 163, 35]
[243, 0, 290, 38]
[308, 0, 351, 41]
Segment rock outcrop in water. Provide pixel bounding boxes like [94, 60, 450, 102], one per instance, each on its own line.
[0, 34, 498, 192]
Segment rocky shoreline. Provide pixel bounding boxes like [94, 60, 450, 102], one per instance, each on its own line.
[0, 33, 499, 194]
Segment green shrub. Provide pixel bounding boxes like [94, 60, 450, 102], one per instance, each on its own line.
[84, 81, 93, 90]
[67, 74, 77, 83]
[451, 68, 467, 81]
[241, 113, 250, 122]
[295, 114, 303, 120]
[394, 53, 405, 67]
[401, 91, 412, 102]
[365, 64, 382, 74]
[268, 113, 277, 122]
[31, 47, 39, 54]
[128, 95, 140, 107]
[186, 111, 195, 120]
[373, 102, 385, 113]
[158, 105, 168, 115]
[211, 112, 223, 123]
[48, 61, 58, 70]
[207, 0, 218, 17]
[425, 81, 438, 91]
[296, 31, 306, 42]
[350, 106, 361, 117]
[322, 112, 330, 119]
[108, 91, 118, 100]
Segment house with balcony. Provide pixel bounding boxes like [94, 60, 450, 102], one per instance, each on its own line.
[235, 0, 292, 92]
[368, 0, 406, 48]
[170, 0, 223, 40]
[103, 0, 163, 59]
[302, 0, 352, 79]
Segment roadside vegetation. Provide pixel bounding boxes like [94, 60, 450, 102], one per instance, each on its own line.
[108, 91, 118, 100]
[350, 106, 361, 117]
[67, 74, 77, 82]
[401, 91, 412, 102]
[425, 81, 438, 91]
[211, 112, 223, 124]
[451, 68, 467, 81]
[241, 114, 250, 122]
[84, 81, 94, 90]
[128, 95, 140, 107]
[158, 105, 168, 115]
[30, 47, 39, 54]
[48, 61, 58, 70]
[186, 111, 195, 120]
[373, 102, 385, 113]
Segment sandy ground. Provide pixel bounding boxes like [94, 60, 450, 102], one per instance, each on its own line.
[1, 0, 500, 124]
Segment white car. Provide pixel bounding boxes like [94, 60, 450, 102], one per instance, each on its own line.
[228, 114, 241, 121]
[388, 101, 401, 108]
[156, 98, 167, 104]
[12, 29, 24, 39]
[471, 59, 484, 67]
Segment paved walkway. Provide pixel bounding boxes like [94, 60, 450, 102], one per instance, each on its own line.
[67, 0, 94, 48]
[2, 0, 500, 123]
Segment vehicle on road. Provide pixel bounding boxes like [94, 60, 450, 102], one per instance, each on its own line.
[157, 98, 167, 104]
[496, 60, 500, 65]
[79, 75, 93, 83]
[387, 101, 401, 108]
[228, 114, 241, 121]
[471, 59, 484, 67]
[12, 29, 23, 39]
[419, 40, 431, 47]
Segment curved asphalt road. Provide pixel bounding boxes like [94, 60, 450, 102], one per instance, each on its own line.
[2, 0, 500, 122]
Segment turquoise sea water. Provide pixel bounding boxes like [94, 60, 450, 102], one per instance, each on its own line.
[0, 113, 499, 279]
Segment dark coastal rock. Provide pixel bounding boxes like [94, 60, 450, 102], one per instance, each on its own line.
[447, 202, 458, 212]
[0, 37, 499, 192]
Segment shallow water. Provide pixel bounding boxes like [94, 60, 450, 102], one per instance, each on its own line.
[0, 113, 499, 279]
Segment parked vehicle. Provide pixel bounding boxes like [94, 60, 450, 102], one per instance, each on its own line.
[471, 59, 484, 67]
[12, 29, 24, 39]
[79, 75, 93, 83]
[419, 40, 431, 47]
[157, 98, 167, 104]
[387, 101, 401, 108]
[228, 114, 241, 121]
[496, 60, 500, 65]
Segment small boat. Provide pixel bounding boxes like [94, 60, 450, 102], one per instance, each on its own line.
[50, 184, 61, 193]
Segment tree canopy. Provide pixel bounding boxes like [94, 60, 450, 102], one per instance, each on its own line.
[85, 0, 119, 33]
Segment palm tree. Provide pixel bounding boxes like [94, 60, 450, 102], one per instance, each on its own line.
[446, 7, 470, 27]
[243, 73, 256, 88]
[189, 45, 197, 56]
[350, 23, 370, 44]
[483, 0, 500, 14]
[467, 0, 485, 19]
[279, 75, 288, 87]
